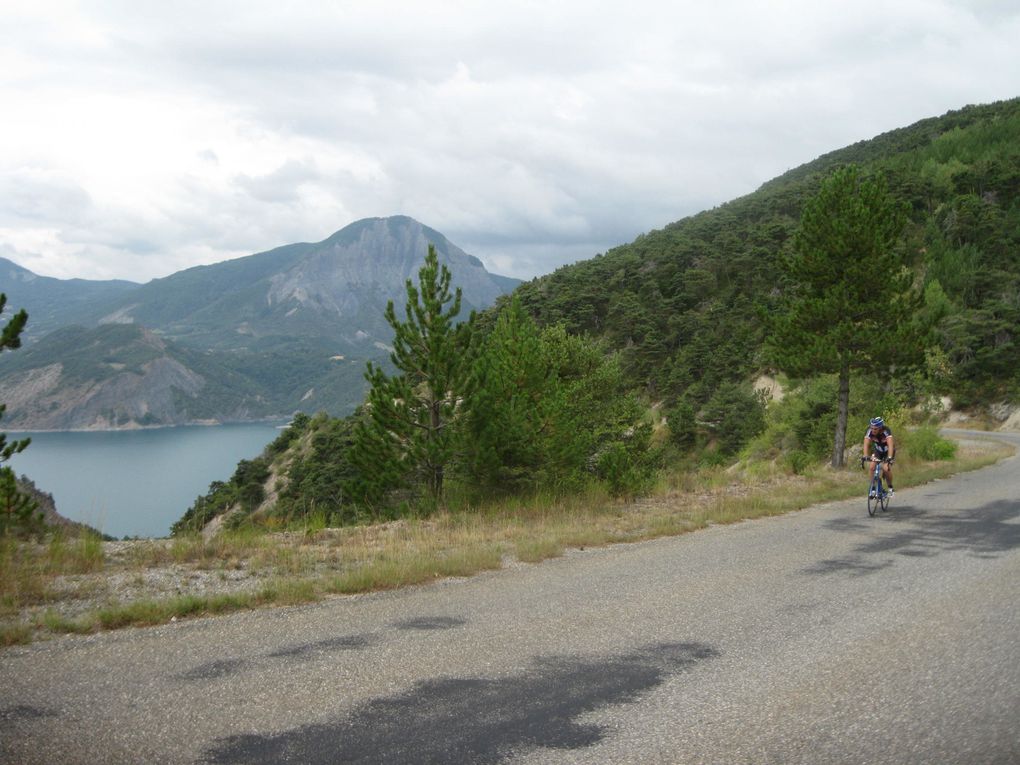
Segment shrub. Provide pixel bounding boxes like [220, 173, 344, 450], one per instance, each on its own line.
[595, 440, 652, 497]
[785, 450, 812, 475]
[902, 425, 957, 461]
[701, 383, 767, 455]
[666, 399, 697, 451]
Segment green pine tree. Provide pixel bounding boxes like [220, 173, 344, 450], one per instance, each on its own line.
[666, 398, 697, 451]
[0, 293, 40, 536]
[540, 325, 652, 491]
[348, 244, 471, 509]
[459, 296, 561, 492]
[767, 165, 921, 467]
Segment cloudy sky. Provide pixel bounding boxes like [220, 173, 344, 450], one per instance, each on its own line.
[2, 1, 1018, 284]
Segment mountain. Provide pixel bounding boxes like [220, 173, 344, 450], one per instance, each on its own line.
[0, 257, 139, 341]
[0, 217, 518, 429]
[84, 216, 516, 353]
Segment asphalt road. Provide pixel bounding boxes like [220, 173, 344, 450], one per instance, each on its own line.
[2, 430, 1018, 764]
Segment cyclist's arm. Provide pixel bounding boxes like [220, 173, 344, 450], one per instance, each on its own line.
[863, 435, 872, 458]
[886, 435, 895, 460]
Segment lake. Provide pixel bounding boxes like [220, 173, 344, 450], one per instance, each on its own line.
[7, 423, 284, 538]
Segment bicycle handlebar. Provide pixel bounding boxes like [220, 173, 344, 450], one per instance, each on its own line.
[860, 455, 894, 467]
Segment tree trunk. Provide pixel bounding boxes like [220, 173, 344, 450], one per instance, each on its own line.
[429, 397, 443, 499]
[831, 359, 850, 468]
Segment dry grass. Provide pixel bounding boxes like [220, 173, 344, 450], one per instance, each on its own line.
[0, 436, 1012, 645]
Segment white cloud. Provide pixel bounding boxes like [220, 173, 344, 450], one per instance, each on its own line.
[1, 1, 1018, 283]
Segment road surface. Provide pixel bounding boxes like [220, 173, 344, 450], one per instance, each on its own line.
[2, 430, 1018, 764]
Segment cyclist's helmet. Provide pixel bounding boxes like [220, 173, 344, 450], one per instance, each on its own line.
[869, 417, 885, 428]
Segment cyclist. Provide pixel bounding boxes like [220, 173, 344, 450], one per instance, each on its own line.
[863, 416, 895, 496]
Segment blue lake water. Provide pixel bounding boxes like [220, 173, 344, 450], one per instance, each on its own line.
[8, 423, 284, 538]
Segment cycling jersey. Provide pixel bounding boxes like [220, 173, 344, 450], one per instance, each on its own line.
[865, 426, 893, 455]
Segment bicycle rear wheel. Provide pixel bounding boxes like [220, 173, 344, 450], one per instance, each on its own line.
[880, 490, 890, 512]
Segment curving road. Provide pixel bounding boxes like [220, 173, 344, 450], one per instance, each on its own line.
[2, 430, 1018, 764]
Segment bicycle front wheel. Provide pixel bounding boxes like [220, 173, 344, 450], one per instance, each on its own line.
[868, 479, 880, 517]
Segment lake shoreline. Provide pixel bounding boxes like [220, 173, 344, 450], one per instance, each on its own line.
[6, 417, 291, 435]
[8, 423, 285, 538]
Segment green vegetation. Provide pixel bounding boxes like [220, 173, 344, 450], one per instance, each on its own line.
[461, 298, 651, 498]
[697, 382, 768, 457]
[896, 424, 958, 461]
[742, 372, 962, 476]
[178, 253, 653, 530]
[0, 293, 41, 536]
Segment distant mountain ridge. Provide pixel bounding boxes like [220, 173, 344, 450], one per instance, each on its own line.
[0, 256, 138, 341]
[86, 215, 514, 352]
[0, 217, 519, 429]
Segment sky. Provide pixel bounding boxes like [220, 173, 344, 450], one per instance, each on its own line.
[2, 1, 1018, 285]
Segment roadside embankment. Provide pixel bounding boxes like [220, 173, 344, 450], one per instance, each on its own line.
[2, 432, 1013, 646]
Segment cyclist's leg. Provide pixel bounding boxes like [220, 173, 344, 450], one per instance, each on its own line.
[881, 458, 893, 490]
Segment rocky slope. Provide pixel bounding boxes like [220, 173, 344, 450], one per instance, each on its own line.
[0, 324, 274, 430]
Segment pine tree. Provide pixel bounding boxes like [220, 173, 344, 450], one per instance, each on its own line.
[767, 166, 920, 467]
[0, 293, 40, 535]
[459, 296, 559, 492]
[348, 245, 470, 508]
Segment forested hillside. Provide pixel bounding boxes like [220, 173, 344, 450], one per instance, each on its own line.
[513, 99, 1020, 409]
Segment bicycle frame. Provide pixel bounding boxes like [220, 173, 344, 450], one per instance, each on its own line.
[862, 456, 890, 516]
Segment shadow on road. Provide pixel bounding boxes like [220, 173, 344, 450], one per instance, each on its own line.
[392, 616, 467, 631]
[802, 498, 1020, 577]
[177, 614, 467, 683]
[178, 634, 378, 682]
[204, 642, 718, 765]
[0, 705, 58, 723]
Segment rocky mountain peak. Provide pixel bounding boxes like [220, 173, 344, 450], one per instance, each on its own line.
[267, 216, 504, 314]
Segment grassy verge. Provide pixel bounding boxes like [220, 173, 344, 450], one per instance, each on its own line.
[1, 436, 1012, 646]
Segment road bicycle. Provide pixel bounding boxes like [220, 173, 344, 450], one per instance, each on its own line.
[860, 456, 893, 516]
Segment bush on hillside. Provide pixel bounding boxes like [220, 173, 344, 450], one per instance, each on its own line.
[899, 425, 957, 461]
[700, 382, 768, 455]
[665, 398, 697, 451]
